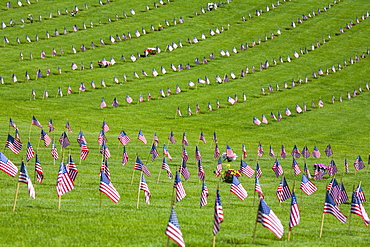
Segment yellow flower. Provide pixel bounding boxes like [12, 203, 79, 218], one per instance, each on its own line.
[226, 164, 231, 168]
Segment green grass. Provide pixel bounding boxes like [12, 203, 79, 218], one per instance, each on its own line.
[0, 0, 370, 246]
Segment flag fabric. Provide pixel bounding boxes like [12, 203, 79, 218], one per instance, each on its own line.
[337, 182, 349, 205]
[304, 162, 311, 179]
[240, 160, 254, 178]
[14, 130, 22, 150]
[150, 143, 159, 161]
[182, 132, 188, 146]
[26, 141, 35, 162]
[300, 174, 317, 195]
[180, 159, 190, 180]
[140, 174, 151, 204]
[153, 132, 159, 146]
[269, 145, 275, 158]
[18, 161, 36, 199]
[292, 158, 302, 176]
[199, 132, 206, 144]
[256, 163, 262, 178]
[48, 119, 55, 132]
[102, 121, 110, 133]
[344, 157, 349, 173]
[195, 146, 202, 161]
[213, 189, 224, 235]
[5, 134, 21, 154]
[101, 159, 111, 180]
[163, 144, 172, 161]
[56, 162, 74, 197]
[197, 160, 205, 181]
[312, 145, 321, 158]
[257, 143, 264, 157]
[289, 192, 300, 228]
[51, 141, 59, 160]
[99, 143, 111, 159]
[253, 117, 261, 125]
[356, 184, 366, 203]
[200, 180, 208, 207]
[161, 157, 172, 179]
[323, 192, 347, 223]
[302, 145, 310, 158]
[214, 144, 220, 159]
[182, 146, 189, 162]
[31, 116, 42, 128]
[328, 160, 338, 176]
[257, 198, 284, 239]
[354, 155, 365, 171]
[67, 155, 78, 182]
[100, 98, 107, 108]
[118, 130, 131, 146]
[122, 146, 129, 166]
[291, 144, 301, 158]
[174, 171, 186, 202]
[242, 143, 247, 159]
[351, 192, 370, 226]
[276, 177, 292, 202]
[272, 159, 284, 177]
[80, 140, 89, 160]
[40, 129, 51, 147]
[99, 171, 120, 203]
[0, 152, 17, 177]
[226, 145, 236, 159]
[134, 156, 151, 177]
[215, 157, 222, 177]
[9, 118, 18, 130]
[325, 144, 333, 157]
[168, 131, 176, 144]
[165, 208, 185, 247]
[255, 176, 264, 199]
[65, 120, 72, 132]
[230, 175, 248, 200]
[58, 132, 70, 148]
[35, 154, 43, 183]
[212, 132, 218, 143]
[327, 178, 341, 203]
[280, 145, 287, 159]
[138, 130, 147, 144]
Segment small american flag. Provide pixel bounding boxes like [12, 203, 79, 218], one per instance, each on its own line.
[213, 189, 224, 235]
[9, 118, 18, 130]
[269, 145, 275, 158]
[272, 159, 284, 177]
[35, 154, 43, 183]
[100, 98, 107, 108]
[323, 192, 347, 223]
[336, 182, 349, 205]
[215, 157, 222, 177]
[126, 95, 133, 104]
[180, 159, 190, 180]
[102, 121, 110, 133]
[212, 132, 217, 143]
[200, 180, 208, 207]
[118, 130, 131, 145]
[99, 171, 120, 203]
[230, 175, 248, 200]
[65, 120, 72, 132]
[80, 141, 89, 160]
[325, 144, 333, 157]
[134, 156, 150, 177]
[312, 145, 321, 158]
[291, 144, 301, 158]
[26, 141, 35, 162]
[168, 131, 176, 144]
[6, 134, 21, 154]
[174, 171, 186, 202]
[354, 155, 365, 171]
[150, 143, 159, 161]
[31, 116, 42, 128]
[300, 174, 317, 195]
[304, 162, 311, 179]
[356, 183, 366, 203]
[302, 145, 310, 158]
[199, 132, 206, 144]
[256, 163, 262, 178]
[122, 146, 128, 165]
[195, 146, 202, 161]
[292, 158, 302, 176]
[153, 132, 159, 146]
[182, 132, 188, 146]
[101, 160, 111, 180]
[240, 160, 254, 178]
[257, 198, 284, 239]
[100, 143, 111, 159]
[344, 157, 349, 173]
[138, 130, 147, 144]
[67, 155, 78, 182]
[40, 129, 51, 147]
[77, 130, 87, 145]
[257, 143, 264, 157]
[276, 177, 291, 202]
[327, 159, 338, 176]
[197, 160, 205, 181]
[182, 146, 189, 162]
[48, 119, 55, 132]
[242, 143, 247, 159]
[56, 162, 74, 197]
[163, 144, 172, 161]
[280, 144, 287, 158]
[255, 177, 264, 199]
[0, 152, 17, 177]
[140, 174, 151, 204]
[18, 161, 36, 199]
[226, 145, 236, 158]
[289, 192, 300, 228]
[351, 192, 370, 226]
[214, 144, 220, 159]
[51, 141, 59, 160]
[59, 132, 70, 148]
[161, 157, 172, 179]
[165, 208, 185, 247]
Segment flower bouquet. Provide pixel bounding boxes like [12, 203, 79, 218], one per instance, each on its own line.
[222, 166, 241, 183]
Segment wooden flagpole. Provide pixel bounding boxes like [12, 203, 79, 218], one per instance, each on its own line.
[319, 213, 325, 237]
[12, 182, 20, 212]
[100, 192, 102, 209]
[288, 181, 297, 241]
[58, 195, 61, 210]
[252, 198, 261, 244]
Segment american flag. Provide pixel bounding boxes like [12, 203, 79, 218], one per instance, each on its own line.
[327, 159, 338, 176]
[292, 158, 302, 176]
[150, 143, 159, 161]
[0, 152, 17, 177]
[56, 162, 74, 197]
[134, 156, 150, 177]
[161, 157, 172, 179]
[77, 130, 87, 145]
[356, 183, 366, 203]
[48, 119, 54, 132]
[59, 132, 70, 148]
[5, 134, 21, 154]
[195, 146, 202, 161]
[257, 143, 264, 157]
[213, 189, 224, 235]
[122, 146, 128, 165]
[354, 155, 365, 171]
[197, 160, 205, 180]
[9, 118, 18, 130]
[80, 141, 89, 160]
[272, 159, 284, 177]
[138, 130, 147, 144]
[101, 159, 111, 180]
[140, 174, 151, 204]
[344, 157, 349, 173]
[300, 174, 317, 195]
[226, 145, 236, 159]
[180, 159, 190, 180]
[242, 143, 247, 159]
[40, 129, 51, 147]
[168, 131, 176, 144]
[102, 121, 110, 133]
[67, 155, 78, 182]
[312, 145, 321, 158]
[336, 182, 349, 205]
[257, 198, 284, 239]
[112, 97, 119, 107]
[214, 144, 220, 159]
[126, 95, 133, 104]
[165, 208, 185, 247]
[230, 175, 248, 200]
[304, 162, 311, 179]
[313, 165, 325, 180]
[26, 141, 35, 162]
[256, 163, 262, 178]
[153, 132, 159, 146]
[174, 171, 186, 202]
[289, 192, 300, 228]
[351, 192, 370, 226]
[31, 116, 42, 128]
[163, 144, 172, 161]
[302, 145, 310, 158]
[35, 154, 43, 183]
[182, 132, 188, 146]
[100, 98, 107, 108]
[212, 132, 217, 143]
[325, 144, 333, 157]
[269, 145, 275, 158]
[255, 177, 264, 199]
[51, 141, 59, 160]
[323, 192, 347, 223]
[18, 161, 36, 199]
[182, 146, 189, 162]
[97, 131, 107, 146]
[280, 144, 287, 159]
[99, 171, 120, 203]
[240, 160, 254, 178]
[291, 144, 301, 158]
[118, 130, 131, 146]
[200, 180, 208, 207]
[176, 107, 182, 117]
[276, 177, 291, 202]
[65, 120, 72, 132]
[199, 132, 206, 144]
[14, 129, 22, 149]
[215, 157, 222, 177]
